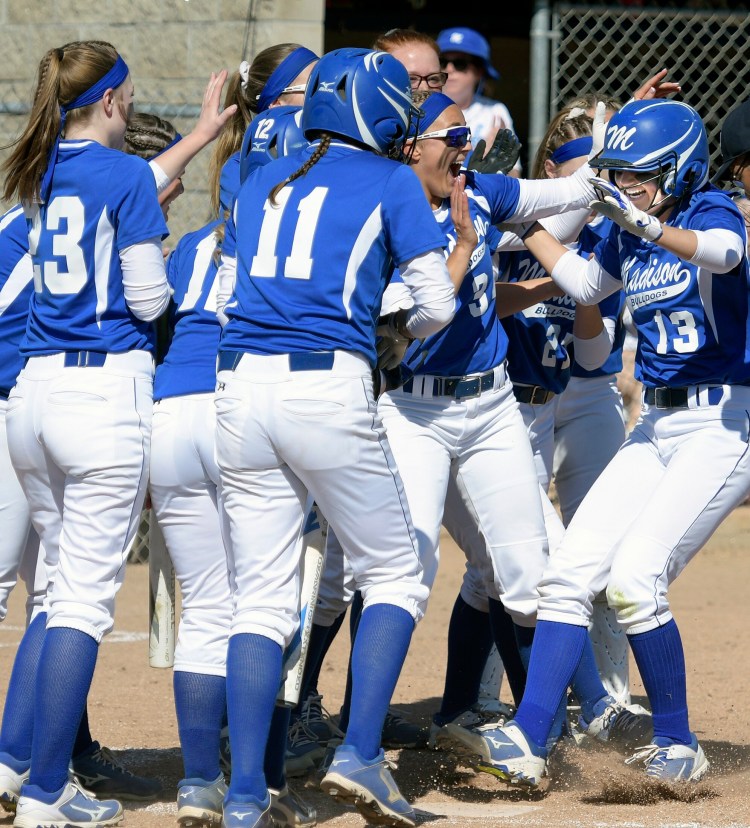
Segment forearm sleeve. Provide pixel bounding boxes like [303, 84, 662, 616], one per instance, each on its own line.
[216, 255, 237, 328]
[689, 228, 744, 274]
[573, 317, 617, 371]
[507, 163, 596, 224]
[398, 248, 456, 338]
[551, 249, 621, 305]
[120, 239, 170, 321]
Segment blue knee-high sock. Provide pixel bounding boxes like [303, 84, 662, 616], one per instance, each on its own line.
[0, 612, 46, 764]
[488, 599, 527, 706]
[338, 592, 364, 733]
[514, 621, 587, 751]
[295, 615, 345, 714]
[264, 706, 291, 791]
[570, 634, 609, 721]
[437, 595, 493, 721]
[174, 671, 226, 781]
[226, 633, 282, 801]
[345, 603, 414, 760]
[30, 627, 98, 793]
[628, 619, 690, 745]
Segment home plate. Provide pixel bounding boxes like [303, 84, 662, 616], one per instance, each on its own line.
[414, 800, 541, 819]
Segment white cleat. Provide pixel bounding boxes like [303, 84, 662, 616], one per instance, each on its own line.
[473, 721, 548, 789]
[14, 780, 123, 828]
[625, 734, 709, 782]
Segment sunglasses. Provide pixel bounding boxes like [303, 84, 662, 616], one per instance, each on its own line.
[416, 125, 471, 148]
[439, 56, 478, 73]
[279, 83, 307, 95]
[408, 72, 449, 90]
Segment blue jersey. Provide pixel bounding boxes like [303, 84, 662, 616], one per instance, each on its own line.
[220, 142, 447, 366]
[596, 185, 750, 387]
[499, 217, 624, 393]
[397, 171, 523, 377]
[0, 206, 34, 391]
[23, 140, 168, 357]
[154, 220, 223, 401]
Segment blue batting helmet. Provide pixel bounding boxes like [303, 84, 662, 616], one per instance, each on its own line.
[239, 106, 308, 184]
[301, 47, 420, 155]
[593, 99, 709, 200]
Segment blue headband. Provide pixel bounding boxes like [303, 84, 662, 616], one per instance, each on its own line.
[256, 47, 318, 114]
[409, 92, 456, 138]
[550, 135, 592, 165]
[40, 55, 130, 204]
[150, 132, 183, 161]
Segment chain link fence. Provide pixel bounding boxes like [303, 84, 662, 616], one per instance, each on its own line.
[550, 5, 750, 173]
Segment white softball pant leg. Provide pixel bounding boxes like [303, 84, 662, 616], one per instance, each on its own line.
[7, 352, 153, 642]
[150, 393, 231, 676]
[315, 527, 356, 628]
[539, 389, 750, 633]
[553, 375, 628, 701]
[215, 352, 427, 649]
[379, 372, 548, 625]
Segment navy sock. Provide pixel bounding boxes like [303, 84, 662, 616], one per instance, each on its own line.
[174, 671, 226, 780]
[71, 706, 93, 759]
[628, 619, 691, 744]
[295, 616, 345, 716]
[345, 603, 414, 760]
[264, 706, 291, 791]
[437, 595, 492, 721]
[571, 634, 609, 721]
[30, 627, 98, 792]
[226, 633, 282, 801]
[338, 592, 364, 733]
[488, 599, 528, 706]
[0, 612, 46, 763]
[514, 621, 587, 751]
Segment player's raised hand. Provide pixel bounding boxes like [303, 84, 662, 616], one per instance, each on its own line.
[589, 101, 607, 161]
[194, 69, 238, 145]
[450, 174, 478, 252]
[632, 68, 681, 101]
[589, 177, 663, 241]
[467, 129, 521, 175]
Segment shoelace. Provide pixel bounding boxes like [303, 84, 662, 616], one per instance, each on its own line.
[625, 743, 664, 768]
[301, 694, 344, 738]
[287, 717, 321, 747]
[91, 746, 135, 778]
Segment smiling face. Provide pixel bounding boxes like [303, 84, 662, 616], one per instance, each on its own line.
[612, 168, 673, 217]
[409, 104, 471, 208]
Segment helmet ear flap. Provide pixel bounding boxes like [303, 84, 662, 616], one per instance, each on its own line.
[662, 168, 676, 196]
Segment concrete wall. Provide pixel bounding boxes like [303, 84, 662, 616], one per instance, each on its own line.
[0, 0, 325, 237]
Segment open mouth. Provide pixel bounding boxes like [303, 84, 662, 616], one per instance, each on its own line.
[449, 161, 462, 178]
[623, 186, 646, 201]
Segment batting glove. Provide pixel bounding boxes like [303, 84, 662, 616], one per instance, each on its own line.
[589, 177, 664, 241]
[467, 129, 521, 176]
[589, 102, 607, 161]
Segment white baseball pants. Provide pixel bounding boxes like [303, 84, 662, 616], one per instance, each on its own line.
[539, 386, 750, 633]
[149, 393, 232, 675]
[6, 352, 153, 641]
[215, 351, 428, 649]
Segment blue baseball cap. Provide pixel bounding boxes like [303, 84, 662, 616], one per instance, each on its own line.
[436, 27, 499, 80]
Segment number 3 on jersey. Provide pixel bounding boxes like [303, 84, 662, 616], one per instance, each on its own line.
[250, 187, 328, 280]
[28, 197, 88, 295]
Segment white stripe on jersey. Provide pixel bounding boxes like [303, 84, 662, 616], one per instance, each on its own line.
[344, 204, 382, 319]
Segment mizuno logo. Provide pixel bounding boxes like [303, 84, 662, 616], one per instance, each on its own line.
[330, 758, 347, 768]
[379, 767, 403, 803]
[252, 141, 265, 152]
[318, 81, 335, 93]
[68, 802, 112, 820]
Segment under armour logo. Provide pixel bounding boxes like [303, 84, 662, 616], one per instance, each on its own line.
[217, 382, 225, 391]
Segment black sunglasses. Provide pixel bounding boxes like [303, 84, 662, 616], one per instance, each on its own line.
[439, 56, 478, 73]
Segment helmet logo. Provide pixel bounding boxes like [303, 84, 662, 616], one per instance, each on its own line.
[606, 125, 637, 152]
[318, 81, 335, 93]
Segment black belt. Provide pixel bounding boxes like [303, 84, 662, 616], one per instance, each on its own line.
[513, 384, 556, 405]
[0, 388, 10, 400]
[217, 350, 336, 373]
[402, 368, 496, 400]
[643, 386, 689, 409]
[63, 351, 108, 368]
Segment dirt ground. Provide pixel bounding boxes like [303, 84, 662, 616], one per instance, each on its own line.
[2, 507, 750, 828]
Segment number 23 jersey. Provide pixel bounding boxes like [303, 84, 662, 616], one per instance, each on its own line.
[596, 186, 750, 387]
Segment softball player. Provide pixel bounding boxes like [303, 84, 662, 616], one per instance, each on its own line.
[149, 111, 315, 828]
[0, 40, 169, 828]
[214, 48, 456, 828]
[473, 98, 750, 786]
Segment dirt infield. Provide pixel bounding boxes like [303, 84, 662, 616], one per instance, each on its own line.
[2, 507, 750, 828]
